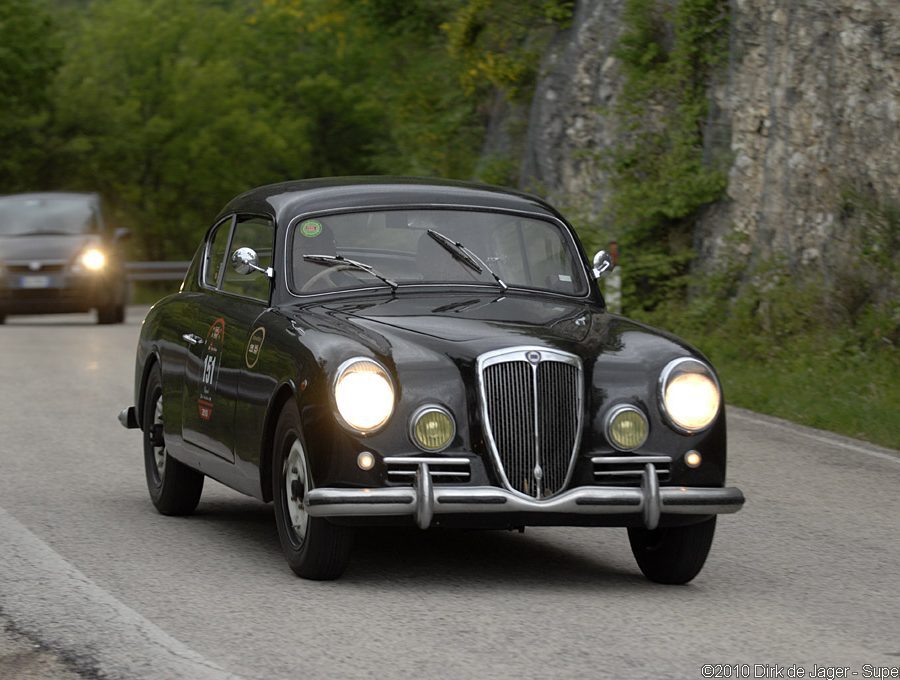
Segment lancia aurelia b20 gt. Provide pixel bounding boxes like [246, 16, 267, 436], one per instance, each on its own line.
[119, 178, 744, 582]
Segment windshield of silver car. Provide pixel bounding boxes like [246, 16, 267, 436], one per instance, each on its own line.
[289, 209, 588, 296]
[0, 196, 98, 237]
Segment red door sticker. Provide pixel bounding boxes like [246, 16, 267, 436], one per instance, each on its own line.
[197, 318, 225, 421]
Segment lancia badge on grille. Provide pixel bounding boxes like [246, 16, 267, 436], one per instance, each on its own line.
[29, 261, 42, 272]
[526, 350, 541, 364]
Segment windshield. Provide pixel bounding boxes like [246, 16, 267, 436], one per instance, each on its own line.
[289, 209, 587, 296]
[0, 196, 98, 236]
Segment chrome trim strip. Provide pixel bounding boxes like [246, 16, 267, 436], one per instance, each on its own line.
[476, 346, 583, 502]
[594, 469, 668, 477]
[384, 456, 471, 466]
[591, 455, 673, 465]
[531, 354, 543, 499]
[388, 471, 471, 478]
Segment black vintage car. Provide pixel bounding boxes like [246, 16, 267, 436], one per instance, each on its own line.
[0, 192, 129, 324]
[119, 177, 744, 582]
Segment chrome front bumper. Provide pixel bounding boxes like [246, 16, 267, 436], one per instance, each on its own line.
[306, 459, 745, 530]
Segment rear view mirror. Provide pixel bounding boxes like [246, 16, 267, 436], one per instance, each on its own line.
[231, 247, 274, 279]
[592, 250, 614, 279]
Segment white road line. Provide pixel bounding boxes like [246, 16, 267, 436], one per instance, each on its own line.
[0, 506, 241, 680]
[728, 407, 900, 465]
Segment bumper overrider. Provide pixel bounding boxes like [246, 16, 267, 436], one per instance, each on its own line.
[306, 457, 745, 530]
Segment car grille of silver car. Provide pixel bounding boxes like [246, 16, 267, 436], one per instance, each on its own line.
[478, 348, 583, 500]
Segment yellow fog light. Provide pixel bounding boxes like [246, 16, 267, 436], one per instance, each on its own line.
[333, 358, 394, 433]
[605, 405, 649, 452]
[80, 248, 106, 271]
[685, 450, 702, 468]
[410, 406, 455, 452]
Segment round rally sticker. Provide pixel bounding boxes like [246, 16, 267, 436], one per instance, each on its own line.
[300, 220, 323, 238]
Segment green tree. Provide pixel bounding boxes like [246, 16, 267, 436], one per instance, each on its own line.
[0, 0, 60, 192]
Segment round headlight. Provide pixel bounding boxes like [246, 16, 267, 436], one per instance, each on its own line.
[605, 405, 649, 451]
[333, 358, 394, 433]
[410, 406, 455, 452]
[80, 248, 107, 271]
[659, 358, 721, 433]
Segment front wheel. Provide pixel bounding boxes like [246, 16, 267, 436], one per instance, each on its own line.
[272, 402, 353, 580]
[628, 516, 716, 585]
[98, 303, 125, 324]
[143, 365, 204, 515]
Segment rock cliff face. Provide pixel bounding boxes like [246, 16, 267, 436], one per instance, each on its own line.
[519, 0, 900, 271]
[520, 0, 626, 216]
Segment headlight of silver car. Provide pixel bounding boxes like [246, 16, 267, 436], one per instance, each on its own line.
[80, 247, 107, 271]
[659, 357, 721, 433]
[333, 358, 394, 433]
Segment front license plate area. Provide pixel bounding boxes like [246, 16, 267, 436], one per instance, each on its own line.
[20, 275, 51, 289]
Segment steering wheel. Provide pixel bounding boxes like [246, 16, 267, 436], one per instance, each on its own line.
[300, 264, 358, 292]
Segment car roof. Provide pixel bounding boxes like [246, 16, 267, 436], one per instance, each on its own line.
[216, 176, 564, 225]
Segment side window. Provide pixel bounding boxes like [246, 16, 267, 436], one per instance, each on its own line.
[204, 217, 233, 288]
[220, 216, 275, 301]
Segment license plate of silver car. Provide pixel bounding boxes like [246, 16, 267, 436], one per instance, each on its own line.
[20, 275, 51, 289]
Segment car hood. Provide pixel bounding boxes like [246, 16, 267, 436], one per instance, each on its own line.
[288, 291, 695, 370]
[0, 234, 96, 263]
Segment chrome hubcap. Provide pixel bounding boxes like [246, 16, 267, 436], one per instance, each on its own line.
[152, 398, 166, 479]
[285, 440, 309, 543]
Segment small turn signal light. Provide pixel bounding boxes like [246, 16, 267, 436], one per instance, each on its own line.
[685, 450, 702, 468]
[357, 451, 375, 471]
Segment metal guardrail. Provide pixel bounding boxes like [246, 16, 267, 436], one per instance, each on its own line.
[125, 261, 191, 282]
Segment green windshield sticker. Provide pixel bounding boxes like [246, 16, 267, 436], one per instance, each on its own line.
[300, 220, 323, 238]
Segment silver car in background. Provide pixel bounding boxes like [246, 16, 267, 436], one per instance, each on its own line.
[0, 192, 129, 324]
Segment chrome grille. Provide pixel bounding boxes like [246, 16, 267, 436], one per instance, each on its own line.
[478, 347, 582, 499]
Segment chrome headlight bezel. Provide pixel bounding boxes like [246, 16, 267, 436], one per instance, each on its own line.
[603, 403, 650, 452]
[408, 404, 456, 453]
[658, 357, 722, 434]
[332, 357, 395, 435]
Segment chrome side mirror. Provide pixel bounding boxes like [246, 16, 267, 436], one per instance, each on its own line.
[231, 247, 273, 278]
[592, 250, 614, 279]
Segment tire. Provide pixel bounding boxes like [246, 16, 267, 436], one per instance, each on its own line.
[142, 365, 204, 515]
[272, 401, 353, 580]
[628, 516, 717, 585]
[98, 303, 125, 324]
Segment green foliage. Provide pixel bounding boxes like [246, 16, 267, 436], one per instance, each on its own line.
[0, 0, 60, 191]
[642, 199, 900, 449]
[603, 0, 729, 315]
[443, 0, 574, 101]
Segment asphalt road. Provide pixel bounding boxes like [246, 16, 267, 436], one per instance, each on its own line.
[1, 309, 899, 680]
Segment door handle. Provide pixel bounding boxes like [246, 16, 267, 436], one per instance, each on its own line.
[182, 333, 204, 346]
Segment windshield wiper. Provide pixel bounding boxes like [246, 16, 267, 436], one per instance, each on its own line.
[427, 229, 507, 290]
[302, 254, 398, 291]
